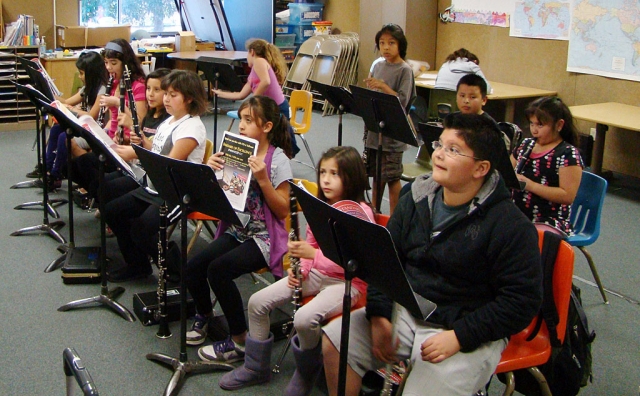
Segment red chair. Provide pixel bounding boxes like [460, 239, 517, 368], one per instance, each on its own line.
[495, 230, 575, 396]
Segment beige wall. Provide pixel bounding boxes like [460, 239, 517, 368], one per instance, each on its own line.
[435, 0, 640, 177]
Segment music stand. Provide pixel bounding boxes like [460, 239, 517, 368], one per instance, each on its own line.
[134, 146, 236, 395]
[290, 182, 436, 396]
[196, 57, 244, 146]
[308, 80, 359, 146]
[38, 101, 102, 273]
[9, 83, 67, 243]
[350, 85, 419, 212]
[63, 348, 99, 396]
[52, 106, 136, 322]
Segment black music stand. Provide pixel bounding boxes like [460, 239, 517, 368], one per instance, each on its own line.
[196, 57, 244, 146]
[350, 85, 419, 212]
[38, 102, 103, 273]
[10, 58, 49, 189]
[290, 182, 436, 396]
[134, 146, 236, 395]
[10, 83, 67, 243]
[308, 80, 359, 146]
[55, 111, 136, 322]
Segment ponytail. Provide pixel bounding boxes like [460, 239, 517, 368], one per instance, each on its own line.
[246, 38, 289, 85]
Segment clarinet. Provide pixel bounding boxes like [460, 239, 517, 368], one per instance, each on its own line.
[272, 187, 302, 374]
[117, 78, 126, 145]
[155, 202, 172, 338]
[289, 187, 302, 315]
[515, 138, 537, 174]
[96, 75, 114, 128]
[123, 65, 142, 140]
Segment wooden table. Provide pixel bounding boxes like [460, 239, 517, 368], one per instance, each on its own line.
[569, 102, 640, 176]
[415, 71, 557, 123]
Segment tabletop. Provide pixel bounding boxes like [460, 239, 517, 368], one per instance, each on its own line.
[569, 102, 640, 132]
[167, 50, 248, 62]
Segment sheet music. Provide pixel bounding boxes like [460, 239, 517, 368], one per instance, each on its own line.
[32, 58, 62, 97]
[77, 114, 137, 180]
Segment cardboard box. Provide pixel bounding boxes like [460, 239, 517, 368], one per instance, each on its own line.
[175, 31, 196, 52]
[55, 25, 131, 48]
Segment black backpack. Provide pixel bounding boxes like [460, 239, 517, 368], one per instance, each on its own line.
[498, 232, 596, 395]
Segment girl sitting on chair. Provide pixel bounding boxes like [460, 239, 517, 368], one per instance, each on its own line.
[216, 146, 372, 396]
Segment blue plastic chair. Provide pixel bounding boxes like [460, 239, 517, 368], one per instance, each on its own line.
[568, 171, 609, 304]
[226, 110, 240, 131]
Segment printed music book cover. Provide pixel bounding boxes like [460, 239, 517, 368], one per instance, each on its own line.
[331, 200, 373, 222]
[216, 131, 259, 213]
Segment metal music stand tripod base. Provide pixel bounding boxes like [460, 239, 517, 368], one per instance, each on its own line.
[10, 178, 43, 189]
[57, 154, 135, 322]
[14, 198, 67, 219]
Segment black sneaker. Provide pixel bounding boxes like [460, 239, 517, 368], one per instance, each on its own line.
[26, 166, 41, 178]
[107, 265, 152, 283]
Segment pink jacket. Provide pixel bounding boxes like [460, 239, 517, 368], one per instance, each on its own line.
[299, 202, 373, 295]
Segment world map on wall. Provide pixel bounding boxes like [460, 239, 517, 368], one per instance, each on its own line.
[511, 0, 571, 40]
[567, 0, 640, 82]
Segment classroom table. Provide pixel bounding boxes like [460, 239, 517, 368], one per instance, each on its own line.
[415, 71, 557, 123]
[569, 102, 640, 176]
[167, 50, 248, 64]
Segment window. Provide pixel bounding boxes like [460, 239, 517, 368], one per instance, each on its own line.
[79, 0, 182, 33]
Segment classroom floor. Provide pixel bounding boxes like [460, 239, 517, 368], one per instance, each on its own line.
[0, 105, 638, 395]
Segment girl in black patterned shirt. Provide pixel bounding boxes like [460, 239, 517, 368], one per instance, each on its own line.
[511, 97, 584, 235]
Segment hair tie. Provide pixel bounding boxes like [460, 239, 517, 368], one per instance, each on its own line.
[105, 42, 124, 53]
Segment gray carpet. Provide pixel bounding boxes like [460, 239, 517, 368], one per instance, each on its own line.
[0, 108, 638, 395]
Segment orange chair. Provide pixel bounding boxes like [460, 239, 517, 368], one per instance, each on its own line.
[494, 230, 575, 396]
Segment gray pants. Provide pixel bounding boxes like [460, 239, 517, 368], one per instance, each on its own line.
[323, 306, 506, 396]
[248, 269, 362, 350]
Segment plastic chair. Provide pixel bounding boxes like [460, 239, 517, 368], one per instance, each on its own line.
[567, 171, 608, 304]
[495, 230, 575, 396]
[289, 90, 315, 170]
[427, 89, 458, 121]
[226, 110, 240, 131]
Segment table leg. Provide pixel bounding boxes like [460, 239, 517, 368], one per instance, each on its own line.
[591, 123, 608, 176]
[504, 100, 515, 123]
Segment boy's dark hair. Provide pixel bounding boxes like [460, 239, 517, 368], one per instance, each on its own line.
[238, 96, 293, 158]
[161, 70, 208, 116]
[375, 24, 408, 59]
[525, 96, 578, 146]
[457, 74, 488, 97]
[316, 146, 369, 204]
[443, 113, 502, 177]
[101, 38, 145, 80]
[146, 67, 171, 83]
[75, 51, 108, 107]
[445, 48, 479, 64]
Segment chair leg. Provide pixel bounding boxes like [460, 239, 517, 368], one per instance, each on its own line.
[202, 221, 217, 240]
[501, 372, 516, 396]
[579, 246, 609, 304]
[228, 119, 235, 131]
[186, 220, 204, 255]
[528, 367, 552, 396]
[295, 134, 316, 170]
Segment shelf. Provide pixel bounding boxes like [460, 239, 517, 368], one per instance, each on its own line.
[0, 46, 40, 132]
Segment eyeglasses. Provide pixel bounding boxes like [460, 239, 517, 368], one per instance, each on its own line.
[431, 141, 482, 160]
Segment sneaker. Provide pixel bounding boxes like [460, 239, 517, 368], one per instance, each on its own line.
[186, 314, 209, 346]
[107, 265, 152, 283]
[198, 337, 245, 363]
[26, 165, 41, 178]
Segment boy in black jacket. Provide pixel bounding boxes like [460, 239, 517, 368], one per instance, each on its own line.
[322, 113, 542, 396]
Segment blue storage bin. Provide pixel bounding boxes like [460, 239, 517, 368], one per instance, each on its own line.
[276, 33, 296, 47]
[282, 24, 315, 42]
[288, 3, 324, 25]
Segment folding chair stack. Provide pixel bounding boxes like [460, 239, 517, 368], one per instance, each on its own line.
[281, 33, 360, 116]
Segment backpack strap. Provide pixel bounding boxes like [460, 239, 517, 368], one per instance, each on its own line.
[526, 231, 562, 347]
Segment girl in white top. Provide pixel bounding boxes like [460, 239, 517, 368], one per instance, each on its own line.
[434, 48, 492, 93]
[103, 70, 208, 283]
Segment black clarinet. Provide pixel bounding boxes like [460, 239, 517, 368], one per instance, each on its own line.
[515, 138, 537, 174]
[123, 65, 142, 140]
[155, 202, 172, 338]
[273, 186, 302, 374]
[96, 75, 114, 128]
[117, 78, 126, 145]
